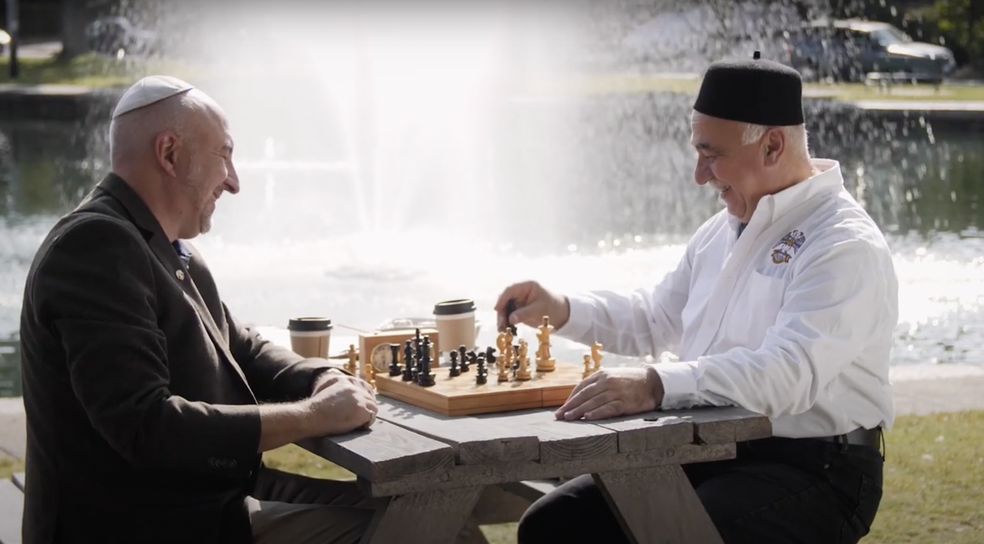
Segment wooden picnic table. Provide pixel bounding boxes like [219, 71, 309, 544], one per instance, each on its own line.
[298, 398, 772, 544]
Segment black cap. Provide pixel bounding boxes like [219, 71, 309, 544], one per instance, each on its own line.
[694, 51, 804, 126]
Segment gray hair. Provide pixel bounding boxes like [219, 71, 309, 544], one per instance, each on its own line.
[740, 122, 811, 161]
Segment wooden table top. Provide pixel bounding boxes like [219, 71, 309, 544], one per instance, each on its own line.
[300, 399, 771, 498]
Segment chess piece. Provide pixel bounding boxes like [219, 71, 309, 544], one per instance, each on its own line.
[495, 331, 509, 364]
[515, 339, 532, 381]
[346, 344, 358, 374]
[364, 360, 376, 388]
[417, 338, 436, 387]
[497, 348, 510, 383]
[414, 328, 423, 361]
[535, 316, 556, 372]
[449, 350, 461, 377]
[402, 340, 415, 382]
[512, 345, 520, 371]
[486, 349, 496, 377]
[458, 346, 469, 372]
[388, 343, 401, 376]
[591, 342, 604, 372]
[582, 354, 592, 379]
[476, 355, 488, 385]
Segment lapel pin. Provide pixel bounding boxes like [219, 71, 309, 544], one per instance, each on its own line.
[175, 269, 186, 281]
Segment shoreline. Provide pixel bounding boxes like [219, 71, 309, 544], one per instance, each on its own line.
[2, 83, 984, 123]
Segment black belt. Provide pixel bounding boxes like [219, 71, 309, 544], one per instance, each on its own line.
[812, 427, 882, 450]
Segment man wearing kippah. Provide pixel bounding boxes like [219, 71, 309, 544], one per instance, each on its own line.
[20, 76, 381, 543]
[496, 52, 898, 544]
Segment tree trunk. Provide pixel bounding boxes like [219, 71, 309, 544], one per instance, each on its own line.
[58, 0, 91, 60]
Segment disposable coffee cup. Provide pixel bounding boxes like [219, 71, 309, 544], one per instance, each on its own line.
[433, 299, 477, 355]
[287, 317, 333, 359]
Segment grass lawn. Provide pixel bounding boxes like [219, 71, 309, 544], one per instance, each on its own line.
[529, 72, 984, 103]
[2, 54, 983, 104]
[0, 53, 196, 88]
[5, 411, 978, 543]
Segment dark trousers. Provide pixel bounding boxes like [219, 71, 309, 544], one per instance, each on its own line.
[518, 437, 884, 544]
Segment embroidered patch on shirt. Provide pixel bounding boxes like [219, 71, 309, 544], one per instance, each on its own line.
[771, 229, 806, 264]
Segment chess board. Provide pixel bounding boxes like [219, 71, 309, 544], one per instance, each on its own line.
[374, 361, 585, 416]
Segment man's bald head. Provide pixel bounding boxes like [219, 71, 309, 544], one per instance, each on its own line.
[107, 80, 239, 241]
[108, 89, 218, 167]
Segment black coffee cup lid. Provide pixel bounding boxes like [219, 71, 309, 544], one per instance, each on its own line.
[288, 317, 333, 331]
[433, 299, 476, 316]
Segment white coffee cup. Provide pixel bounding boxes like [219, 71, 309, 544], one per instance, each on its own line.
[433, 299, 477, 355]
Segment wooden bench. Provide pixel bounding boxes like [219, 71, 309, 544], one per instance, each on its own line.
[0, 473, 24, 544]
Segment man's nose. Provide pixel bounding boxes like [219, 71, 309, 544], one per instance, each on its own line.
[225, 162, 240, 194]
[694, 160, 710, 185]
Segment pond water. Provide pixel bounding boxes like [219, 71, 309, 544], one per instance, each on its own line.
[1, 91, 982, 398]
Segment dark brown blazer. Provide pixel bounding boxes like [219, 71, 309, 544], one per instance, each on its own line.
[19, 173, 333, 543]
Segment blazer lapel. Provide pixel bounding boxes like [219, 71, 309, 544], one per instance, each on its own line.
[94, 174, 256, 399]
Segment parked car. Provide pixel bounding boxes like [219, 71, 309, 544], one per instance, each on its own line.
[775, 19, 956, 83]
[86, 16, 162, 58]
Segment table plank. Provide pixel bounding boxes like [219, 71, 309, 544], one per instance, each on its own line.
[376, 399, 540, 465]
[592, 412, 694, 453]
[360, 442, 735, 497]
[477, 409, 618, 464]
[298, 420, 454, 483]
[665, 407, 772, 444]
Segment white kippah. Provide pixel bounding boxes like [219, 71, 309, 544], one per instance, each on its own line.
[112, 75, 195, 119]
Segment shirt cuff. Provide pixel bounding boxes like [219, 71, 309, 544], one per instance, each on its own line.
[556, 294, 595, 343]
[652, 361, 700, 410]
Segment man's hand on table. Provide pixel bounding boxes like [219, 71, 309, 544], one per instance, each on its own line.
[306, 369, 379, 434]
[555, 366, 665, 421]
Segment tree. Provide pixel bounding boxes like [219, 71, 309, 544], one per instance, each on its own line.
[57, 0, 93, 60]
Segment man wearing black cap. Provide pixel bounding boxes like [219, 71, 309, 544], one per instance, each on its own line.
[496, 53, 898, 544]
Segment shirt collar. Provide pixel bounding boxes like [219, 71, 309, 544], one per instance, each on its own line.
[172, 239, 192, 268]
[729, 158, 844, 232]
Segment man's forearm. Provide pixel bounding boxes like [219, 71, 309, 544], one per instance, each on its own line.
[257, 402, 312, 452]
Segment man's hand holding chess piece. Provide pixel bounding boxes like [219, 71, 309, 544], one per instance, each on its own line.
[495, 282, 665, 421]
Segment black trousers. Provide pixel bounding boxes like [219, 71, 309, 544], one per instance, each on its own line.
[518, 437, 884, 544]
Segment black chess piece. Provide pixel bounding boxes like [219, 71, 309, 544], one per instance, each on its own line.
[402, 340, 414, 382]
[476, 353, 488, 385]
[458, 345, 470, 372]
[414, 329, 423, 361]
[449, 350, 460, 377]
[389, 343, 402, 376]
[418, 338, 436, 387]
[503, 298, 519, 335]
[512, 345, 521, 371]
[486, 348, 497, 371]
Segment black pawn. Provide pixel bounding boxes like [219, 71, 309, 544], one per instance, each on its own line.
[418, 338, 435, 387]
[476, 354, 488, 385]
[402, 340, 415, 382]
[449, 350, 460, 377]
[512, 345, 521, 371]
[389, 343, 402, 376]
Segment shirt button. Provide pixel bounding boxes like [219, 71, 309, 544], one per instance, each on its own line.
[176, 270, 185, 281]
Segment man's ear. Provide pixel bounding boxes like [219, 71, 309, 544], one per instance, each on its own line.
[763, 128, 785, 167]
[154, 131, 180, 176]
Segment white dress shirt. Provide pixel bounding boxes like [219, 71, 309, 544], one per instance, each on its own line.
[558, 159, 899, 438]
